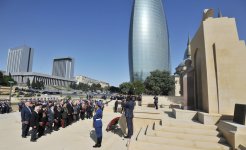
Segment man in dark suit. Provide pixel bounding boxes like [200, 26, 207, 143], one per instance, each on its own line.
[124, 95, 135, 138]
[66, 100, 74, 125]
[154, 95, 158, 110]
[21, 101, 32, 138]
[47, 102, 54, 134]
[30, 105, 41, 142]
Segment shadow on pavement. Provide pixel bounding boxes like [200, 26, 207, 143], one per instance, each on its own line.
[109, 126, 124, 137]
[90, 130, 96, 142]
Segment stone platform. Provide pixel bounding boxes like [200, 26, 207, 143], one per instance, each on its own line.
[129, 107, 232, 150]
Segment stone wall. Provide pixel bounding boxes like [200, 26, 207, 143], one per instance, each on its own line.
[190, 16, 246, 115]
[141, 95, 184, 107]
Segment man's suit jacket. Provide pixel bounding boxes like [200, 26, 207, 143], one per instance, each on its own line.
[30, 111, 39, 127]
[21, 106, 32, 122]
[125, 100, 135, 118]
[67, 103, 74, 115]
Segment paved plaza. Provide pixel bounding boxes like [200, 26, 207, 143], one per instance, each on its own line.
[1, 96, 245, 150]
[0, 101, 128, 150]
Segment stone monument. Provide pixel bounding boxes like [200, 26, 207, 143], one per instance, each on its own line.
[177, 9, 246, 116]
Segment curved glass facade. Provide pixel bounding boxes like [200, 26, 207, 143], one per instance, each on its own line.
[129, 0, 170, 82]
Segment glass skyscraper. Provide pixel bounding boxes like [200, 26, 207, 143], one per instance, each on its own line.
[129, 0, 170, 82]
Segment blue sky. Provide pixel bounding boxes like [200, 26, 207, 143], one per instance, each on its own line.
[0, 0, 245, 86]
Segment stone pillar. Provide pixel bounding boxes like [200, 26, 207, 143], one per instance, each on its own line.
[183, 59, 195, 110]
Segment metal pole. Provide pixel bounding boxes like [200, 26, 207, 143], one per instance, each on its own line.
[8, 81, 14, 105]
[9, 84, 13, 104]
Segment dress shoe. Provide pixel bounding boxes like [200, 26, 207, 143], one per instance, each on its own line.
[30, 139, 37, 142]
[124, 136, 130, 139]
[93, 143, 98, 147]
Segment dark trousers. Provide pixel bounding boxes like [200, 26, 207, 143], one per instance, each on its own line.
[76, 114, 79, 121]
[31, 127, 38, 141]
[154, 102, 158, 109]
[80, 112, 85, 120]
[96, 136, 102, 146]
[68, 115, 73, 124]
[22, 123, 30, 137]
[126, 117, 133, 137]
[114, 106, 118, 113]
[38, 125, 45, 137]
[86, 111, 90, 119]
[73, 114, 79, 121]
[54, 120, 60, 130]
[47, 122, 53, 133]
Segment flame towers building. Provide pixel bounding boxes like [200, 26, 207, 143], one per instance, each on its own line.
[129, 0, 170, 82]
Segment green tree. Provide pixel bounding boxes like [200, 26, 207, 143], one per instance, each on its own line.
[31, 80, 36, 89]
[77, 83, 90, 91]
[132, 80, 145, 95]
[90, 83, 97, 92]
[95, 83, 102, 91]
[119, 82, 133, 94]
[144, 70, 175, 95]
[37, 81, 41, 89]
[0, 72, 16, 86]
[26, 78, 31, 87]
[3, 75, 16, 86]
[70, 82, 77, 89]
[0, 71, 4, 85]
[40, 81, 45, 90]
[108, 86, 120, 93]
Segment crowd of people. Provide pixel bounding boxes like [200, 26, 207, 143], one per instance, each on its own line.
[18, 93, 138, 147]
[0, 100, 12, 114]
[20, 98, 104, 142]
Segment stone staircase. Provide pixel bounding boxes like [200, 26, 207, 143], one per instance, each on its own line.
[129, 110, 232, 150]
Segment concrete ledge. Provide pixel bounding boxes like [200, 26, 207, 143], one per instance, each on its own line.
[173, 108, 197, 121]
[218, 120, 246, 149]
[142, 95, 184, 107]
[147, 103, 157, 108]
[198, 112, 222, 125]
[238, 145, 246, 150]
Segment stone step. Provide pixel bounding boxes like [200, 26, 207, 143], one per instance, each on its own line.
[147, 129, 226, 143]
[160, 120, 218, 130]
[129, 141, 211, 150]
[152, 125, 220, 136]
[138, 134, 230, 150]
[134, 113, 162, 120]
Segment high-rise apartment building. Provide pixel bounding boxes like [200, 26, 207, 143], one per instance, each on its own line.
[52, 57, 74, 79]
[6, 45, 34, 73]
